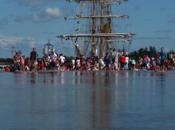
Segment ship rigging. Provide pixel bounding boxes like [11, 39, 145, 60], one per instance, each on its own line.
[58, 0, 135, 58]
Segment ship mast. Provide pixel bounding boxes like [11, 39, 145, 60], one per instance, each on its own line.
[92, 0, 97, 56]
[58, 0, 135, 57]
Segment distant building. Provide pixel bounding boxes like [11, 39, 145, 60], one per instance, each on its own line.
[43, 41, 55, 56]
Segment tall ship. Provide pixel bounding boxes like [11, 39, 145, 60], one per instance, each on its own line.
[58, 0, 135, 58]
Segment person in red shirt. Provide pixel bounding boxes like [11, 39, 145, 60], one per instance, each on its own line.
[4, 66, 11, 72]
[120, 55, 126, 69]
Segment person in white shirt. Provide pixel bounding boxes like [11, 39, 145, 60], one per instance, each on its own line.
[76, 58, 81, 70]
[71, 59, 75, 70]
[112, 48, 119, 71]
[59, 54, 65, 65]
[99, 58, 105, 70]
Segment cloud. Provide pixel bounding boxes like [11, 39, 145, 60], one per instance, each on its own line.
[16, 0, 53, 7]
[135, 36, 170, 40]
[14, 16, 30, 23]
[134, 6, 141, 12]
[160, 7, 167, 12]
[0, 36, 22, 46]
[168, 16, 175, 24]
[0, 36, 37, 48]
[14, 7, 61, 23]
[154, 29, 172, 34]
[0, 35, 43, 57]
[0, 18, 10, 29]
[32, 8, 61, 23]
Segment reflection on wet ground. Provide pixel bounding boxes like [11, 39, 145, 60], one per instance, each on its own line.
[0, 71, 175, 130]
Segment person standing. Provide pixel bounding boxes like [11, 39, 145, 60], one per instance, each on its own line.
[112, 48, 119, 71]
[30, 48, 38, 71]
[160, 47, 166, 71]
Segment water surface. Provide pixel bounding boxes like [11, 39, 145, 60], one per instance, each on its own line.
[0, 71, 175, 130]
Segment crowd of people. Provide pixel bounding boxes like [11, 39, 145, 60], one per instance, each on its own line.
[2, 47, 175, 72]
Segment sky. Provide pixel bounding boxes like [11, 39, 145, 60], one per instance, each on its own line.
[0, 0, 175, 57]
